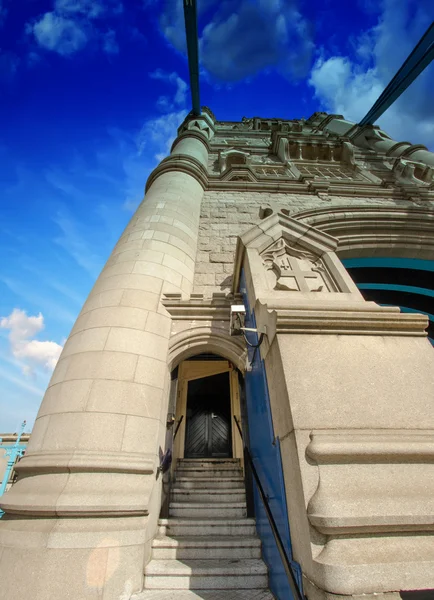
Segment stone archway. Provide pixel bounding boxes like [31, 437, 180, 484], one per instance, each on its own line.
[166, 327, 246, 466]
[293, 205, 434, 343]
[293, 205, 434, 260]
[168, 326, 246, 373]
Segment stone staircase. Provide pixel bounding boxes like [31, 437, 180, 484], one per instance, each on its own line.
[133, 458, 274, 599]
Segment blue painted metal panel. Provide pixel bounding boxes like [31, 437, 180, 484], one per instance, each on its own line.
[240, 271, 302, 599]
[357, 283, 434, 297]
[343, 257, 434, 272]
[342, 256, 434, 346]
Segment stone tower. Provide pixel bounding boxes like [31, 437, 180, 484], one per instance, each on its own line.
[0, 109, 434, 600]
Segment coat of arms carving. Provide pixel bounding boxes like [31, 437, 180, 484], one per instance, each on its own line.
[262, 239, 334, 292]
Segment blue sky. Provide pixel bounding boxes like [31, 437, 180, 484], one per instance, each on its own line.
[0, 0, 433, 432]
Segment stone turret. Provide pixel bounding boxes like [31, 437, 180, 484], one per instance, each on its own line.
[1, 109, 433, 600]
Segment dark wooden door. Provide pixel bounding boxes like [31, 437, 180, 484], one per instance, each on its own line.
[184, 372, 231, 458]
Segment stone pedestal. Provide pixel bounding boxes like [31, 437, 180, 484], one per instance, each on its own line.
[234, 212, 434, 598]
[0, 112, 214, 600]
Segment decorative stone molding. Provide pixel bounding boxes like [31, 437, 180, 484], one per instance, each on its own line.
[257, 301, 428, 337]
[233, 211, 430, 358]
[340, 142, 383, 183]
[201, 105, 217, 123]
[218, 148, 251, 172]
[145, 153, 208, 192]
[220, 166, 257, 182]
[233, 211, 360, 298]
[163, 293, 247, 372]
[207, 175, 419, 199]
[306, 112, 344, 130]
[13, 450, 154, 474]
[171, 128, 211, 153]
[272, 131, 346, 162]
[294, 205, 434, 260]
[163, 292, 237, 321]
[230, 116, 254, 131]
[269, 133, 387, 193]
[307, 430, 434, 464]
[177, 111, 215, 141]
[392, 156, 434, 186]
[306, 429, 434, 535]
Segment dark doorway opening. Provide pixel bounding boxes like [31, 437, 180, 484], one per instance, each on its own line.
[184, 372, 232, 458]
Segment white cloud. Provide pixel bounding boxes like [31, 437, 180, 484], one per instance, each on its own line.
[150, 69, 188, 108]
[135, 70, 189, 165]
[137, 108, 188, 162]
[31, 12, 88, 55]
[160, 0, 314, 82]
[0, 309, 63, 375]
[309, 56, 382, 123]
[28, 0, 123, 56]
[309, 0, 434, 148]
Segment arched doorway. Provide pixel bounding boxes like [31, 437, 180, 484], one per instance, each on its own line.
[185, 371, 231, 458]
[171, 354, 243, 463]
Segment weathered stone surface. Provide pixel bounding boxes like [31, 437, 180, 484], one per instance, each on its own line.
[3, 108, 434, 600]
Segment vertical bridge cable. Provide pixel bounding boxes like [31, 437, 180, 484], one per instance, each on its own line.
[359, 22, 434, 126]
[183, 0, 201, 115]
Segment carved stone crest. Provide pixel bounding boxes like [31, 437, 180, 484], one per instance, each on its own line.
[262, 239, 332, 292]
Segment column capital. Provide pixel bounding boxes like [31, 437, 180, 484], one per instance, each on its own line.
[176, 109, 216, 142]
[145, 153, 208, 192]
[170, 128, 210, 154]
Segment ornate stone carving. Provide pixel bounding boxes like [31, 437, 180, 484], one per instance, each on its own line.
[392, 157, 434, 186]
[261, 238, 333, 292]
[178, 113, 214, 140]
[231, 117, 254, 131]
[218, 148, 250, 172]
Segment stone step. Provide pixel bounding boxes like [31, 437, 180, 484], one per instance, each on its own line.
[178, 459, 240, 468]
[169, 502, 247, 519]
[176, 467, 243, 479]
[171, 489, 246, 503]
[158, 518, 257, 537]
[133, 590, 275, 599]
[175, 477, 244, 489]
[152, 536, 261, 560]
[144, 558, 268, 590]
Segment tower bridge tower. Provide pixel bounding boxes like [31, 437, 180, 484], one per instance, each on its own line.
[1, 109, 434, 600]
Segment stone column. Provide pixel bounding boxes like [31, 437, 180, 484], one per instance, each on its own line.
[0, 111, 214, 600]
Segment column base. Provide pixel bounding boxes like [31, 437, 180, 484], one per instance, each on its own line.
[0, 515, 149, 600]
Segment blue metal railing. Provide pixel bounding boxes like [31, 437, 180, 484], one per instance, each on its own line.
[234, 416, 304, 600]
[0, 420, 27, 517]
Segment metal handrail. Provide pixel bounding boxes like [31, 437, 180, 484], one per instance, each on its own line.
[173, 415, 184, 441]
[233, 416, 304, 600]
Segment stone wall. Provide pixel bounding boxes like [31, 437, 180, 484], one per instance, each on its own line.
[194, 190, 427, 296]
